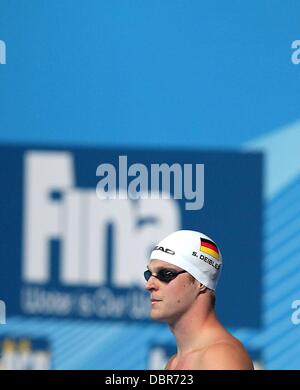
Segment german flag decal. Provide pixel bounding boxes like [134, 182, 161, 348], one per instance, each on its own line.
[200, 238, 219, 260]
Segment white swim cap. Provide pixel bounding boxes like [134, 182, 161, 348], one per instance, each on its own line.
[149, 230, 222, 290]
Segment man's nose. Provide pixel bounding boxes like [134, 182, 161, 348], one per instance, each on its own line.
[145, 275, 159, 291]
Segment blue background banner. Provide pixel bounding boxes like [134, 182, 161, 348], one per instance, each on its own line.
[0, 145, 262, 327]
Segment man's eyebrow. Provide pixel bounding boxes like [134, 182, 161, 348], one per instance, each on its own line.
[147, 266, 178, 272]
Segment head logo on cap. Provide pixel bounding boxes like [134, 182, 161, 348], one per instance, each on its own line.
[199, 238, 219, 260]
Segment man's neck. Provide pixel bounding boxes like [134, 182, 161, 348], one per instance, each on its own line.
[169, 302, 219, 355]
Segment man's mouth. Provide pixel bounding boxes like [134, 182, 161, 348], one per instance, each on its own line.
[151, 298, 162, 304]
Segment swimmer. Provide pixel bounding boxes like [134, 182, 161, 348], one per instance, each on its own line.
[145, 230, 254, 370]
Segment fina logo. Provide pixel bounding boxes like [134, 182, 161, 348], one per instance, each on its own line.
[22, 151, 180, 288]
[0, 40, 6, 65]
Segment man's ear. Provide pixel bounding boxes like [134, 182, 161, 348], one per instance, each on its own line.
[197, 283, 207, 295]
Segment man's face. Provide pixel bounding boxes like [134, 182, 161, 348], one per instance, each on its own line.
[144, 259, 199, 323]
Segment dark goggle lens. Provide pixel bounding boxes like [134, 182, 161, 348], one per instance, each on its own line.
[144, 269, 186, 283]
[144, 270, 152, 281]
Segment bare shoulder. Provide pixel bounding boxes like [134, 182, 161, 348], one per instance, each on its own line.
[164, 334, 253, 370]
[164, 354, 177, 370]
[199, 339, 254, 370]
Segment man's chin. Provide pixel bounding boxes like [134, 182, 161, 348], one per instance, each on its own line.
[150, 310, 167, 322]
